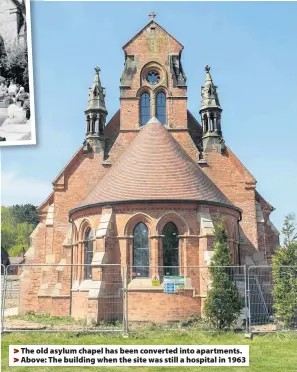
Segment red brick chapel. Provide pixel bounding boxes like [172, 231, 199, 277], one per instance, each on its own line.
[20, 18, 279, 324]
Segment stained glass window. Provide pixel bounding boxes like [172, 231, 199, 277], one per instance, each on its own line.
[84, 228, 93, 279]
[133, 222, 149, 277]
[156, 92, 166, 124]
[146, 71, 160, 84]
[140, 93, 151, 125]
[163, 222, 179, 276]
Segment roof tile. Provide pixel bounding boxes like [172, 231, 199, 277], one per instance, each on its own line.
[75, 120, 234, 210]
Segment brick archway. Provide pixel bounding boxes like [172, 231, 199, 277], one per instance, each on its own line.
[156, 211, 189, 236]
[124, 212, 153, 236]
[77, 218, 95, 242]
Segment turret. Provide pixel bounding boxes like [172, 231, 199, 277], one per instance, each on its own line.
[200, 65, 225, 153]
[83, 67, 108, 153]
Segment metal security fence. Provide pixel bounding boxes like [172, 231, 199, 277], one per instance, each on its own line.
[1, 264, 297, 334]
[1, 264, 125, 333]
[248, 265, 297, 333]
[125, 265, 247, 331]
[1, 264, 6, 331]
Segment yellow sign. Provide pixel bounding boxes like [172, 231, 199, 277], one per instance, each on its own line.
[152, 276, 160, 286]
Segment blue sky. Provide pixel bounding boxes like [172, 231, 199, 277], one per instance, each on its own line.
[1, 1, 297, 234]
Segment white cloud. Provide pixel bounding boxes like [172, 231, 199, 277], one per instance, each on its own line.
[1, 171, 52, 206]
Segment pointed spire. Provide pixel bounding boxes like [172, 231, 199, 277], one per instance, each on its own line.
[84, 67, 108, 154]
[204, 65, 212, 84]
[199, 65, 224, 154]
[200, 65, 221, 111]
[86, 67, 107, 112]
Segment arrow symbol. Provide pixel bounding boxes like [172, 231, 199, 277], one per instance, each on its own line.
[14, 349, 19, 354]
[14, 358, 19, 363]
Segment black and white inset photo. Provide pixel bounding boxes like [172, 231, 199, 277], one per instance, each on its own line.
[0, 0, 35, 146]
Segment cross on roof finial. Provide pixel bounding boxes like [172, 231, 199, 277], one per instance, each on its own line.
[95, 66, 100, 74]
[205, 65, 211, 73]
[148, 12, 156, 20]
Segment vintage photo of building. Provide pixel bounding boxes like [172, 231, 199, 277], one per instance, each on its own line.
[0, 0, 35, 145]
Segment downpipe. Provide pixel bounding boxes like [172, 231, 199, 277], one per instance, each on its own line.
[68, 214, 74, 317]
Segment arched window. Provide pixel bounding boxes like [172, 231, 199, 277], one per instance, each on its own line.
[163, 222, 179, 276]
[86, 115, 90, 133]
[133, 222, 149, 277]
[99, 116, 104, 135]
[156, 92, 166, 124]
[209, 113, 214, 132]
[203, 114, 208, 133]
[140, 93, 151, 126]
[84, 228, 93, 279]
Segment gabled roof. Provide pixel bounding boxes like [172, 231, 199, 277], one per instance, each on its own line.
[71, 118, 237, 214]
[122, 20, 184, 50]
[38, 192, 54, 212]
[52, 146, 83, 185]
[256, 190, 275, 212]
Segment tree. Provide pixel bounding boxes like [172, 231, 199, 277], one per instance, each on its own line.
[1, 205, 38, 257]
[1, 207, 16, 251]
[282, 213, 297, 247]
[0, 42, 29, 90]
[10, 204, 39, 226]
[272, 213, 297, 328]
[0, 34, 6, 77]
[204, 218, 244, 329]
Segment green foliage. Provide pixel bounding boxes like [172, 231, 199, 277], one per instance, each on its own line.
[272, 214, 297, 328]
[10, 204, 39, 226]
[2, 332, 297, 372]
[281, 213, 297, 247]
[8, 312, 87, 327]
[204, 218, 244, 330]
[0, 42, 28, 90]
[1, 204, 39, 257]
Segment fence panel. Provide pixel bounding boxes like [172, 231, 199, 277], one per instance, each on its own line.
[3, 263, 296, 333]
[248, 265, 297, 333]
[126, 265, 247, 331]
[2, 264, 125, 333]
[1, 264, 6, 331]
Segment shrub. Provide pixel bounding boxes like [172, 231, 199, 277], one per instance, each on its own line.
[204, 218, 244, 329]
[0, 42, 28, 91]
[272, 214, 297, 328]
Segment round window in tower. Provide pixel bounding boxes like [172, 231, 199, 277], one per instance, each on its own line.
[146, 71, 160, 85]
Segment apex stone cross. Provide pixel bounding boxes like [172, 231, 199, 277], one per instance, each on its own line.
[148, 12, 156, 20]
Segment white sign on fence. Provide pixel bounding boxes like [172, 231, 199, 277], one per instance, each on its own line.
[163, 276, 185, 293]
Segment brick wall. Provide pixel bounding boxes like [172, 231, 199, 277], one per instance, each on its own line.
[120, 21, 187, 130]
[127, 290, 201, 323]
[202, 148, 259, 255]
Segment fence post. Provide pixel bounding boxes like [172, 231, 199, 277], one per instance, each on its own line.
[243, 265, 249, 334]
[121, 265, 129, 335]
[247, 266, 252, 334]
[1, 264, 5, 331]
[1, 264, 9, 331]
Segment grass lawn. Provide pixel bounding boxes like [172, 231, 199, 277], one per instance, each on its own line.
[1, 331, 297, 371]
